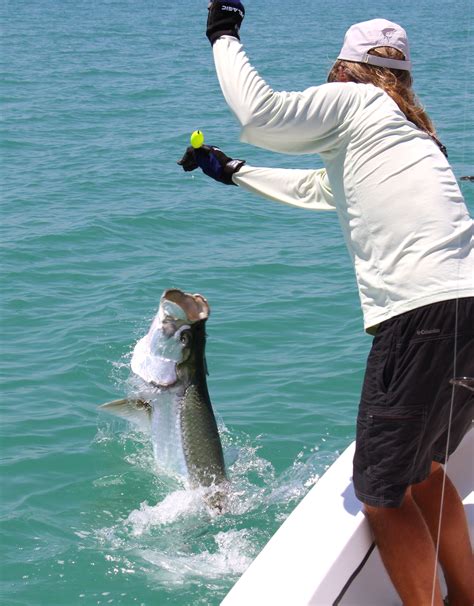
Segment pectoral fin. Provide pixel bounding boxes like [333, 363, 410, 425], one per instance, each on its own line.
[99, 398, 152, 433]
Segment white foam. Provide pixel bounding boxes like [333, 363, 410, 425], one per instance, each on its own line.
[127, 488, 207, 536]
[138, 529, 255, 582]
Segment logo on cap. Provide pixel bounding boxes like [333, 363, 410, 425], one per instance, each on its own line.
[380, 27, 396, 45]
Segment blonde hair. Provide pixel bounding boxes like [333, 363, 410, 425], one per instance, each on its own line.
[327, 47, 447, 155]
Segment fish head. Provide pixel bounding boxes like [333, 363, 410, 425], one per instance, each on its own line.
[131, 289, 210, 387]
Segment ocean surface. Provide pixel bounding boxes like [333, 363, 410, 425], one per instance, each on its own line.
[1, 1, 473, 604]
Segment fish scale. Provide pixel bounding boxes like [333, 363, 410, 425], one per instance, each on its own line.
[180, 384, 226, 488]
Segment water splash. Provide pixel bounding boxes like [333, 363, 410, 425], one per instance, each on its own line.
[138, 529, 256, 583]
[92, 421, 329, 592]
[127, 489, 208, 536]
[93, 345, 336, 592]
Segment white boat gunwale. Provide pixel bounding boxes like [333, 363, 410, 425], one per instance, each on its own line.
[222, 427, 473, 606]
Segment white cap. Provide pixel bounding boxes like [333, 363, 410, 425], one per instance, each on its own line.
[338, 19, 411, 72]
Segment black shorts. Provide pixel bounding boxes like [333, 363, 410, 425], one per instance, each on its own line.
[353, 297, 474, 508]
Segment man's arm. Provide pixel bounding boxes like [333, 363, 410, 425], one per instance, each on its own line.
[178, 144, 335, 211]
[233, 165, 336, 211]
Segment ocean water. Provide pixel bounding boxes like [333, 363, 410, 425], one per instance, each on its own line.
[1, 1, 473, 605]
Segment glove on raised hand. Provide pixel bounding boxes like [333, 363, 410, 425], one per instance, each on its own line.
[206, 0, 245, 46]
[178, 145, 245, 185]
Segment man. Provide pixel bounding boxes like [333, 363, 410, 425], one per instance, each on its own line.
[179, 3, 474, 604]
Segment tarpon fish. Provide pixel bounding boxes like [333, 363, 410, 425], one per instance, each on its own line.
[101, 289, 227, 493]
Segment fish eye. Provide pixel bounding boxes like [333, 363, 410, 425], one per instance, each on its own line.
[180, 331, 192, 346]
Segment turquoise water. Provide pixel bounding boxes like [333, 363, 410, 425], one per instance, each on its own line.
[1, 1, 473, 604]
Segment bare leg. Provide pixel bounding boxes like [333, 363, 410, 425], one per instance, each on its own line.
[411, 463, 474, 606]
[365, 493, 444, 606]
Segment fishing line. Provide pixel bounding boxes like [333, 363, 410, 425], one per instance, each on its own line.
[430, 2, 473, 604]
[430, 301, 458, 606]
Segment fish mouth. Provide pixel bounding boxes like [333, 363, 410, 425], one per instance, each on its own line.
[161, 289, 209, 323]
[131, 289, 210, 387]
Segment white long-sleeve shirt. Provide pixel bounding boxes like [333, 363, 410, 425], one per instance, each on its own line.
[213, 36, 474, 332]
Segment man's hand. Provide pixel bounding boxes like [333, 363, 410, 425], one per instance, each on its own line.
[206, 1, 245, 46]
[178, 145, 245, 185]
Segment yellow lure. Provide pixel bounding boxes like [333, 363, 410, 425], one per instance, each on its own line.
[190, 130, 205, 149]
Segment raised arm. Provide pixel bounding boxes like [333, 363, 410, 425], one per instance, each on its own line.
[212, 36, 355, 155]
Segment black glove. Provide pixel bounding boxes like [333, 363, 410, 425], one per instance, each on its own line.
[206, 1, 245, 46]
[177, 145, 245, 185]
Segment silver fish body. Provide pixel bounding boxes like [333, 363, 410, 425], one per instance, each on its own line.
[101, 289, 226, 489]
